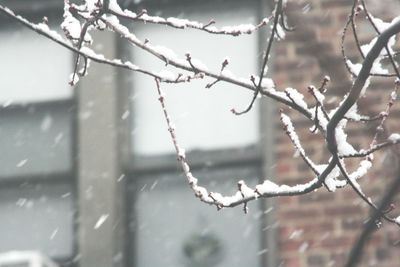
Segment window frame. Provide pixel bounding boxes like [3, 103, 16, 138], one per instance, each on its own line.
[118, 0, 277, 266]
[120, 0, 270, 172]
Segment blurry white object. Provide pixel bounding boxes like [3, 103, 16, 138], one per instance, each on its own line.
[0, 251, 58, 267]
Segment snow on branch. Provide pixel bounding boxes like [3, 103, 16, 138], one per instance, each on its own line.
[233, 0, 287, 115]
[280, 112, 320, 175]
[0, 5, 202, 84]
[2, 0, 400, 234]
[154, 78, 329, 210]
[107, 6, 271, 36]
[342, 0, 400, 78]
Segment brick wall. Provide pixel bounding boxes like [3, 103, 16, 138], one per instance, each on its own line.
[273, 1, 400, 266]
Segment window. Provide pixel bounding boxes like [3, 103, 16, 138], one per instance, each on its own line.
[0, 19, 76, 265]
[130, 1, 259, 155]
[126, 0, 268, 266]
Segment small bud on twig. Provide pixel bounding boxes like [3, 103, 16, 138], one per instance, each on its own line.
[137, 9, 147, 18]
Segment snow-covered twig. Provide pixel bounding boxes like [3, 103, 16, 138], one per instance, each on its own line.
[153, 78, 334, 210]
[0, 5, 205, 84]
[233, 0, 285, 115]
[108, 7, 271, 36]
[341, 137, 400, 158]
[368, 81, 399, 151]
[280, 112, 321, 175]
[308, 84, 330, 132]
[360, 0, 400, 78]
[341, 2, 399, 78]
[327, 8, 400, 225]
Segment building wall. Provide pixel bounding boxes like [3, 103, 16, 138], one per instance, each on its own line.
[272, 1, 400, 266]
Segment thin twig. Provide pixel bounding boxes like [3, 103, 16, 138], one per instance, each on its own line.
[232, 0, 284, 115]
[107, 8, 271, 36]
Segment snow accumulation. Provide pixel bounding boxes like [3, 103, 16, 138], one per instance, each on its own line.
[151, 45, 179, 62]
[350, 14, 400, 78]
[105, 15, 134, 38]
[395, 215, 400, 225]
[370, 14, 394, 32]
[311, 86, 325, 103]
[111, 59, 122, 65]
[319, 165, 341, 192]
[176, 146, 186, 159]
[349, 160, 372, 181]
[61, 12, 81, 39]
[345, 103, 364, 121]
[285, 87, 309, 111]
[85, 0, 99, 13]
[111, 6, 267, 35]
[281, 113, 305, 156]
[243, 75, 275, 91]
[371, 61, 389, 75]
[209, 191, 242, 206]
[140, 13, 165, 24]
[124, 61, 139, 70]
[275, 24, 286, 39]
[238, 180, 256, 198]
[255, 178, 318, 195]
[360, 78, 371, 97]
[190, 57, 209, 71]
[360, 36, 395, 58]
[80, 47, 104, 59]
[346, 57, 387, 82]
[34, 23, 64, 42]
[261, 78, 275, 90]
[391, 90, 397, 100]
[346, 59, 362, 76]
[182, 162, 190, 173]
[157, 70, 177, 81]
[221, 24, 256, 34]
[255, 75, 275, 89]
[335, 121, 357, 156]
[388, 133, 400, 143]
[166, 17, 191, 28]
[221, 69, 235, 79]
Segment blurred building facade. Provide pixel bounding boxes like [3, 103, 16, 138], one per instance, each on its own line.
[0, 0, 399, 267]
